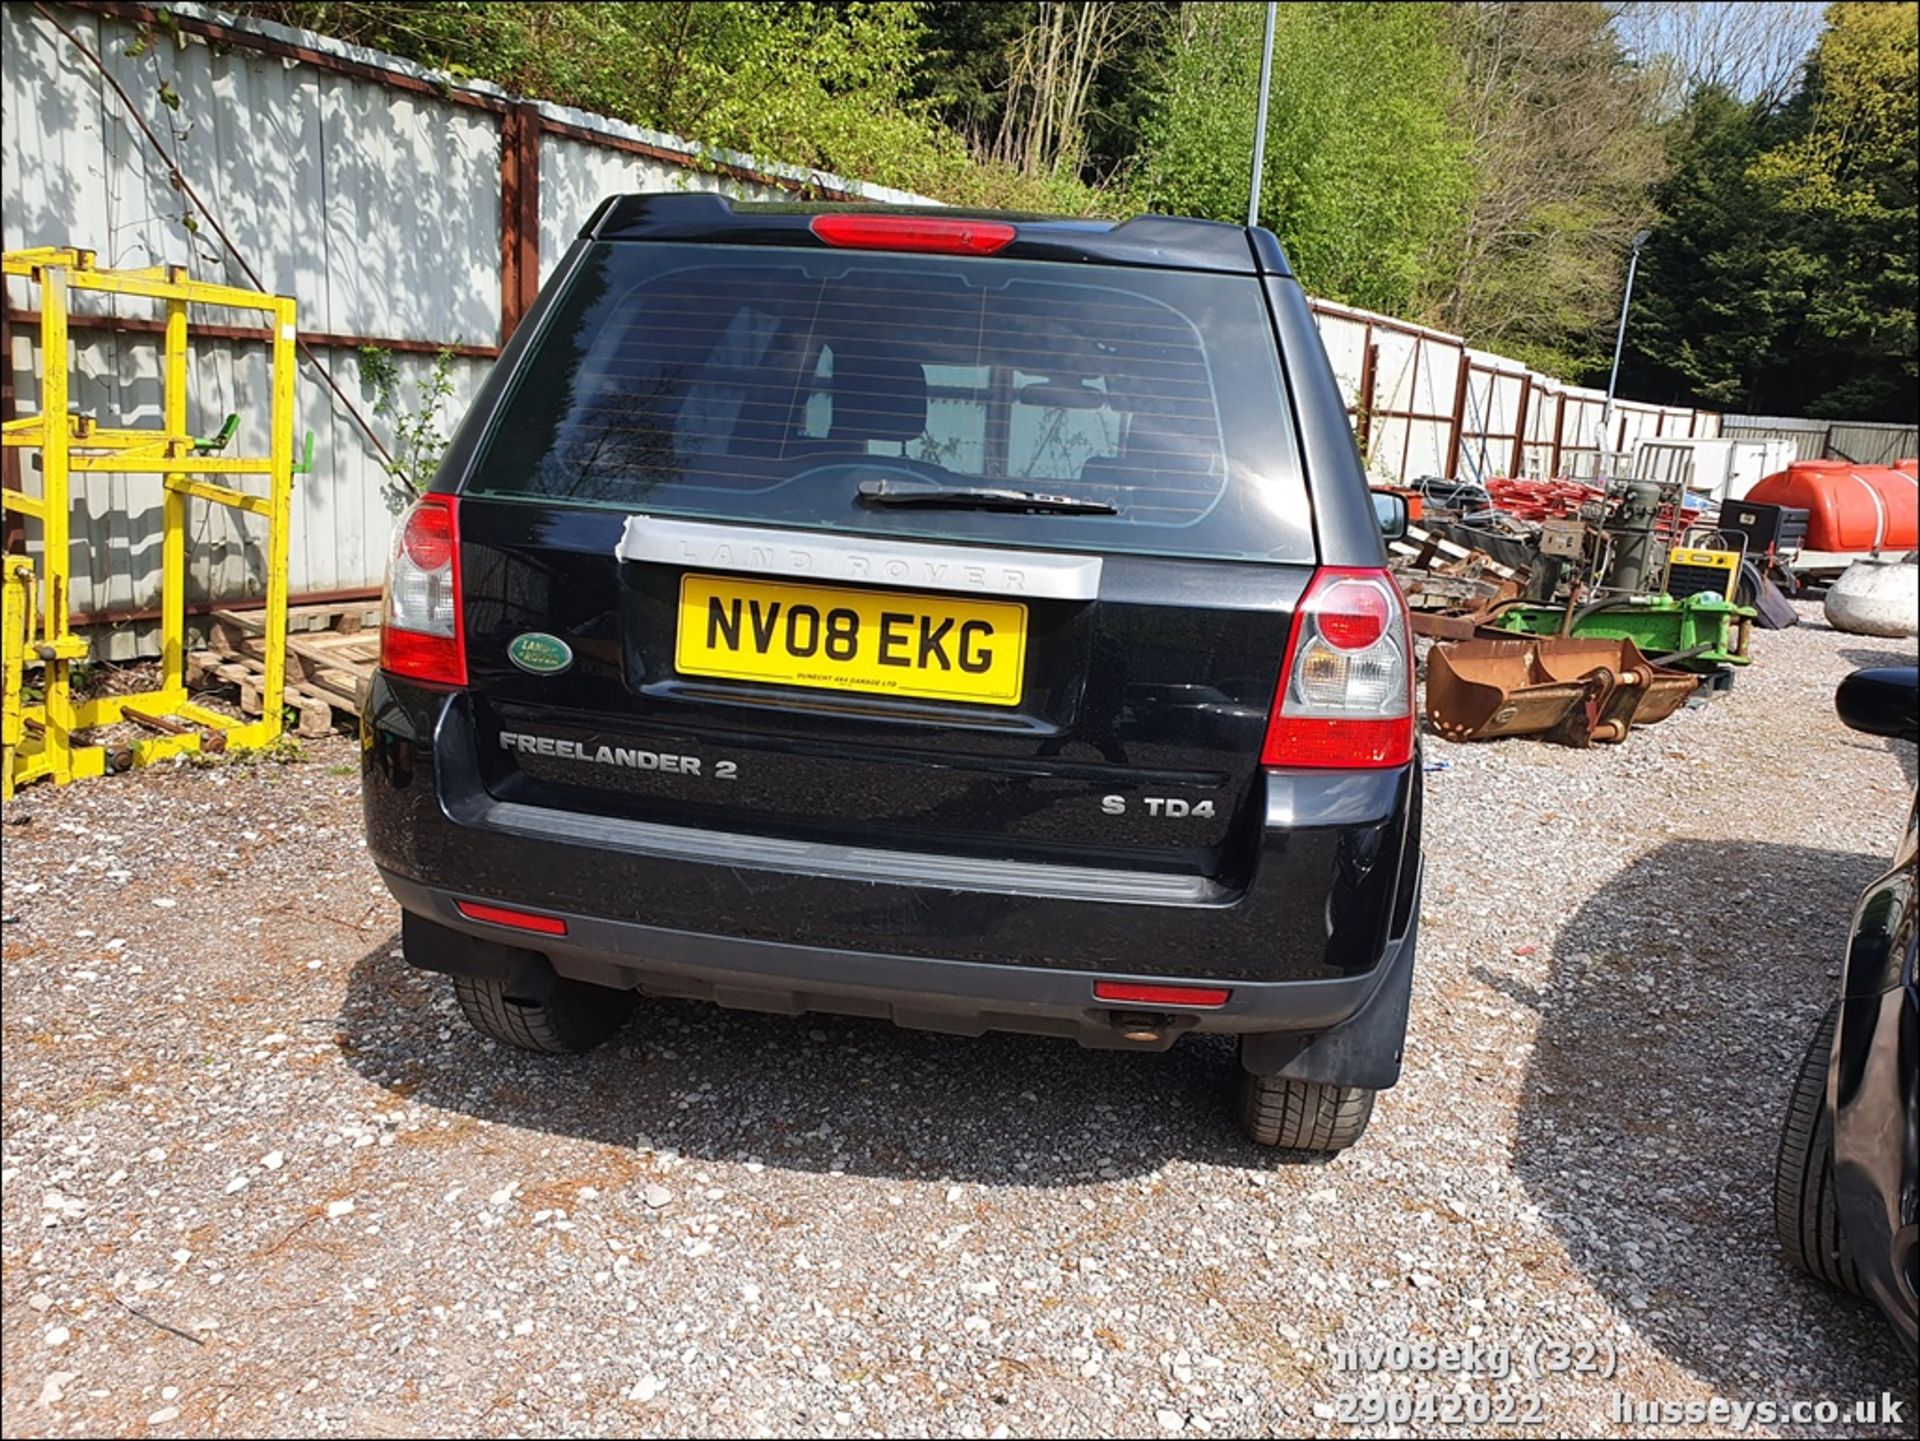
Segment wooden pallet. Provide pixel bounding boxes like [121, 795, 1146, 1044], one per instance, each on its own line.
[185, 601, 383, 737]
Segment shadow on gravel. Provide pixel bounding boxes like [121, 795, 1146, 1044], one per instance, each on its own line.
[1511, 839, 1914, 1394]
[335, 938, 1330, 1184]
[1838, 646, 1919, 673]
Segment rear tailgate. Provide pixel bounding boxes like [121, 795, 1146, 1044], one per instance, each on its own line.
[460, 497, 1308, 879]
[451, 233, 1317, 885]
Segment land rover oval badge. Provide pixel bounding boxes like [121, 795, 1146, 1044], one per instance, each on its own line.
[508, 632, 573, 675]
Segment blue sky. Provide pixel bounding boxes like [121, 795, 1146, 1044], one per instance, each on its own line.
[1612, 1, 1830, 103]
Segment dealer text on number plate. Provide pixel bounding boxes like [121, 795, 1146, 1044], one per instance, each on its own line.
[675, 574, 1028, 706]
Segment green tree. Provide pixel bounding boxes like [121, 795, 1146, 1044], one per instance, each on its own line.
[1615, 87, 1805, 410]
[1130, 2, 1473, 317]
[1749, 0, 1917, 418]
[911, 2, 1034, 156]
[1435, 2, 1668, 375]
[912, 3, 1173, 184]
[237, 1, 1095, 208]
[1618, 3, 1917, 421]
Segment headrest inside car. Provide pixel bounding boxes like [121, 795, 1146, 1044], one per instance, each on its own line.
[828, 349, 929, 444]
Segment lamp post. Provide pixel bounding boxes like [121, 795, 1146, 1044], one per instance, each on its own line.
[1598, 228, 1653, 470]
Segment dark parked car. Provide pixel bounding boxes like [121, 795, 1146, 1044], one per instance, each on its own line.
[361, 196, 1423, 1150]
[1775, 666, 1918, 1354]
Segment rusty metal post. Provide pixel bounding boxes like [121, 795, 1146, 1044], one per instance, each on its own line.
[1510, 376, 1532, 480]
[499, 102, 543, 343]
[1443, 348, 1470, 480]
[1400, 341, 1419, 484]
[1355, 330, 1377, 454]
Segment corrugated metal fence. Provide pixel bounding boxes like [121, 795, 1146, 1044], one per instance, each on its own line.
[1305, 296, 1716, 487]
[1718, 415, 1919, 468]
[2, 0, 1735, 656]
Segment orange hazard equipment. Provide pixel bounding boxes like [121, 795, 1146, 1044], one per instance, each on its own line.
[1744, 460, 1918, 554]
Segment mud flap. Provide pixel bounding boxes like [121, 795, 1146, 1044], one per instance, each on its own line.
[1239, 904, 1419, 1090]
[401, 909, 557, 1004]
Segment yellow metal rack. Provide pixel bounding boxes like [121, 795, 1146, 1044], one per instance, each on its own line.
[2, 248, 301, 798]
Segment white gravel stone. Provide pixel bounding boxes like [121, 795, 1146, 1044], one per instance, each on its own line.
[36, 1373, 77, 1407]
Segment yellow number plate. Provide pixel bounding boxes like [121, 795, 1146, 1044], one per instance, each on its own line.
[676, 575, 1028, 706]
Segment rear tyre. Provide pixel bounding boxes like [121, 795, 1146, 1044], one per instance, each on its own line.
[1773, 1002, 1862, 1294]
[1237, 1073, 1375, 1152]
[452, 973, 636, 1055]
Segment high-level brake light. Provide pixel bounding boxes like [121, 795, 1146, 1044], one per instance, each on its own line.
[810, 214, 1016, 255]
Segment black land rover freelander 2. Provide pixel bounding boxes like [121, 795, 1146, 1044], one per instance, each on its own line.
[362, 197, 1423, 1152]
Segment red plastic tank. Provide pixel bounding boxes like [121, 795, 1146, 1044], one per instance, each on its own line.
[1744, 460, 1918, 552]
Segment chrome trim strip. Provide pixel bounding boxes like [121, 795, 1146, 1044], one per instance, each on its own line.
[482, 799, 1222, 906]
[616, 515, 1103, 600]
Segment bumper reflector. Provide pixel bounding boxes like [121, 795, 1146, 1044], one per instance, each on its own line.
[455, 900, 568, 936]
[1093, 980, 1231, 1008]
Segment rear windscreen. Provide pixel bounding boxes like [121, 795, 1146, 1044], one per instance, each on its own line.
[465, 241, 1315, 563]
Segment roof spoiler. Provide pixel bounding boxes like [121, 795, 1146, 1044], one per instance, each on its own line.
[579, 193, 1292, 277]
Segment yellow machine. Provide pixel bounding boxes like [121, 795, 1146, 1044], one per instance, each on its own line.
[2, 248, 302, 798]
[1664, 545, 1743, 602]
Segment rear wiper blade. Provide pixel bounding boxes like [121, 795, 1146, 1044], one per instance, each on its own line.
[856, 478, 1115, 515]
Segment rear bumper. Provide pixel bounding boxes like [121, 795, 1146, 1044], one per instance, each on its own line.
[363, 676, 1422, 1084]
[387, 869, 1419, 1084]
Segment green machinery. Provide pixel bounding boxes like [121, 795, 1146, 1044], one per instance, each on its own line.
[1488, 478, 1756, 672]
[1488, 592, 1752, 669]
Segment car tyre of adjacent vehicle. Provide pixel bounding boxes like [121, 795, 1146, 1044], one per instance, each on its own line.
[1773, 1002, 1863, 1295]
[1238, 1072, 1375, 1152]
[453, 972, 637, 1056]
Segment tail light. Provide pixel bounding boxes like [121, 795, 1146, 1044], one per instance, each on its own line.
[380, 494, 467, 686]
[1261, 567, 1414, 768]
[810, 213, 1016, 255]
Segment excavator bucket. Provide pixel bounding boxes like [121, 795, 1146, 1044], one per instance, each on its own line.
[1427, 640, 1605, 746]
[1427, 636, 1696, 747]
[1523, 636, 1696, 739]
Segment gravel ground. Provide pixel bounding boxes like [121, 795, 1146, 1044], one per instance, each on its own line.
[3, 603, 1916, 1439]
